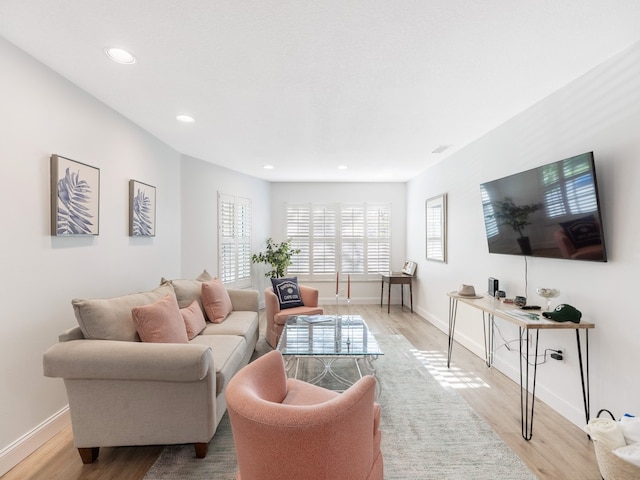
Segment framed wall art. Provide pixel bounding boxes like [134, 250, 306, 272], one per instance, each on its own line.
[426, 193, 447, 263]
[50, 154, 100, 236]
[129, 180, 156, 236]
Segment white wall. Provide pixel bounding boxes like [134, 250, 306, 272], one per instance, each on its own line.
[180, 154, 271, 285]
[0, 37, 183, 472]
[407, 41, 640, 426]
[270, 182, 407, 303]
[0, 37, 273, 474]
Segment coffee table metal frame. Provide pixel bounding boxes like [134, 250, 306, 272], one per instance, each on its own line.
[276, 314, 383, 396]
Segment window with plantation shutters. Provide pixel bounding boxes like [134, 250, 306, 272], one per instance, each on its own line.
[286, 202, 390, 280]
[218, 193, 252, 288]
[312, 206, 337, 274]
[366, 205, 391, 274]
[341, 206, 365, 274]
[286, 205, 310, 274]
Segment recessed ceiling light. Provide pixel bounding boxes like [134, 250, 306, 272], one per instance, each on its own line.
[338, 165, 348, 170]
[176, 114, 195, 123]
[263, 165, 274, 170]
[105, 47, 136, 64]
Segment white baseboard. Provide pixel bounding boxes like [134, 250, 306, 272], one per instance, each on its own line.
[0, 407, 70, 477]
[319, 296, 381, 305]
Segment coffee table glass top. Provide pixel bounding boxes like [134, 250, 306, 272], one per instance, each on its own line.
[277, 315, 383, 356]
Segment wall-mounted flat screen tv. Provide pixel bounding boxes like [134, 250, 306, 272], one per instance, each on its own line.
[480, 152, 607, 262]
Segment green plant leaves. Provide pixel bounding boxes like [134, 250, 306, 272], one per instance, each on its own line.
[251, 238, 301, 278]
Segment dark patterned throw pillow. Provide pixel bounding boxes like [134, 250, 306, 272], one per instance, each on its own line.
[271, 277, 304, 309]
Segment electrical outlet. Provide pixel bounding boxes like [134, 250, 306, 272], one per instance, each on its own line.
[551, 348, 564, 362]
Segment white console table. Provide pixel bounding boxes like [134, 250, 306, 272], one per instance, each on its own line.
[447, 293, 594, 440]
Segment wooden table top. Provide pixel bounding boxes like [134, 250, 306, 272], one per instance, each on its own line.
[448, 293, 594, 330]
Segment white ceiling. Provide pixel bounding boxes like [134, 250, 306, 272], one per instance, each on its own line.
[2, 1, 640, 182]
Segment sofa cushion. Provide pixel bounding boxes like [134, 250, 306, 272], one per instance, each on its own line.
[132, 293, 189, 344]
[270, 277, 304, 309]
[72, 283, 175, 341]
[201, 279, 233, 323]
[181, 300, 207, 340]
[200, 311, 258, 338]
[160, 269, 213, 315]
[189, 334, 246, 396]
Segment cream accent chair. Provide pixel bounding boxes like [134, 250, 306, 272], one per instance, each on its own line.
[226, 350, 383, 480]
[264, 285, 323, 348]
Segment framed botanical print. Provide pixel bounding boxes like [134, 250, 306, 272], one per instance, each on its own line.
[129, 180, 156, 236]
[50, 154, 100, 236]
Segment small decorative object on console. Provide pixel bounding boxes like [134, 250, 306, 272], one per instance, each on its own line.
[402, 260, 417, 276]
[536, 287, 560, 311]
[488, 277, 499, 297]
[449, 284, 483, 299]
[514, 296, 527, 307]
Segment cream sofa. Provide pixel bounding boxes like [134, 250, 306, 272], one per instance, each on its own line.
[43, 272, 259, 464]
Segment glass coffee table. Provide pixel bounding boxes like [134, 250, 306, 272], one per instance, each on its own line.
[277, 314, 383, 396]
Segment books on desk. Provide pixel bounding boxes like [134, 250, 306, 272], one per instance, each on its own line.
[300, 315, 333, 323]
[503, 310, 541, 322]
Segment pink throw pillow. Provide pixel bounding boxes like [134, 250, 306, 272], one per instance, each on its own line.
[181, 300, 207, 339]
[201, 279, 233, 323]
[131, 293, 189, 343]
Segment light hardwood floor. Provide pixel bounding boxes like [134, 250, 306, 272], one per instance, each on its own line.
[3, 305, 601, 480]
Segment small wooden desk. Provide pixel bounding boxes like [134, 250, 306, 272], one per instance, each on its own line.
[380, 273, 413, 314]
[447, 293, 594, 440]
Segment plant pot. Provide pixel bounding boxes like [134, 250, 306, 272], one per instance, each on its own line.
[517, 236, 532, 255]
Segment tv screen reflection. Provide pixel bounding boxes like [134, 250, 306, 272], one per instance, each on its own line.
[480, 152, 607, 262]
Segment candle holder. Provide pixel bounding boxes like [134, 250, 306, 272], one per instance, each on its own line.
[335, 293, 340, 321]
[346, 298, 351, 349]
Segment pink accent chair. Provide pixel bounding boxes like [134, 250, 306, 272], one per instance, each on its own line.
[226, 350, 383, 480]
[264, 286, 323, 348]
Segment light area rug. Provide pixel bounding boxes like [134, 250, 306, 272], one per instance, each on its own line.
[144, 335, 535, 480]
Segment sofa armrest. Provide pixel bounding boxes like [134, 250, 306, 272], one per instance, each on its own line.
[264, 287, 280, 313]
[227, 289, 259, 312]
[299, 285, 319, 307]
[43, 340, 213, 382]
[59, 326, 85, 342]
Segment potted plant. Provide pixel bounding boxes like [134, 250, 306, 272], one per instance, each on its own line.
[493, 197, 542, 255]
[251, 238, 301, 278]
